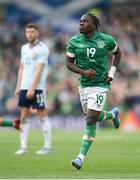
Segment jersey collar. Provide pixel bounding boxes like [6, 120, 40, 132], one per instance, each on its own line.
[29, 40, 40, 49]
[81, 32, 98, 40]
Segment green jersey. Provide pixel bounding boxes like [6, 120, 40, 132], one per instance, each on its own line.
[66, 32, 117, 88]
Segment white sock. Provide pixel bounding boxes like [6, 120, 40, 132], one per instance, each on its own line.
[41, 116, 52, 149]
[111, 112, 115, 119]
[78, 153, 85, 162]
[20, 119, 29, 149]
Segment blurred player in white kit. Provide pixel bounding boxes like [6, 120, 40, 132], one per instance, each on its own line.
[15, 23, 52, 155]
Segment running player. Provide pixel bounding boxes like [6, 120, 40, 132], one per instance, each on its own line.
[66, 13, 121, 169]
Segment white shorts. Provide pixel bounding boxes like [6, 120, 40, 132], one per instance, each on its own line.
[79, 86, 108, 114]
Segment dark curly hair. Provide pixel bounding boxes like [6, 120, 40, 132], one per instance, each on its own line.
[87, 13, 100, 31]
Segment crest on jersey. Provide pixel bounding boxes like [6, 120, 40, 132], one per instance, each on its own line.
[97, 41, 105, 48]
[32, 52, 37, 59]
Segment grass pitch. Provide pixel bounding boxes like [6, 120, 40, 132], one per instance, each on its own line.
[0, 128, 140, 179]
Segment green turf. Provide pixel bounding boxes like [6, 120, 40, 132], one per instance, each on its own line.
[0, 128, 140, 179]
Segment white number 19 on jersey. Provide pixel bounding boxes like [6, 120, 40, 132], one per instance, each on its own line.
[87, 48, 96, 58]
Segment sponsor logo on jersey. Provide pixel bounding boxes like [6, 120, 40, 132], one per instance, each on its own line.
[97, 41, 105, 48]
[89, 59, 96, 62]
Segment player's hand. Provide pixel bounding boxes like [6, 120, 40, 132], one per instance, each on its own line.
[82, 69, 96, 79]
[26, 89, 35, 99]
[106, 74, 113, 82]
[15, 88, 20, 97]
[106, 66, 116, 82]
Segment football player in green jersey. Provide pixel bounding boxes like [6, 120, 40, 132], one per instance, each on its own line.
[66, 13, 122, 170]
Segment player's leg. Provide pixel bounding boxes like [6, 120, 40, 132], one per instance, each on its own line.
[15, 90, 30, 155]
[15, 107, 30, 155]
[72, 109, 98, 170]
[36, 109, 52, 154]
[0, 117, 13, 127]
[71, 87, 107, 169]
[0, 117, 20, 130]
[32, 90, 52, 155]
[98, 109, 120, 129]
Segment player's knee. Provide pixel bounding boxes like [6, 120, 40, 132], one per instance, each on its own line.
[20, 117, 28, 124]
[37, 109, 47, 120]
[82, 135, 95, 142]
[86, 116, 98, 125]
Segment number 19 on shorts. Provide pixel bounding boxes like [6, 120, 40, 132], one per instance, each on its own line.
[96, 94, 104, 105]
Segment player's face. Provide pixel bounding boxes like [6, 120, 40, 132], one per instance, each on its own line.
[79, 15, 94, 34]
[25, 28, 39, 43]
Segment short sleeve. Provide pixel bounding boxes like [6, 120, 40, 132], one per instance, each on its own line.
[106, 35, 118, 53]
[66, 37, 76, 58]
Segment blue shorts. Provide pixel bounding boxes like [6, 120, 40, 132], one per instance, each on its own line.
[18, 90, 47, 109]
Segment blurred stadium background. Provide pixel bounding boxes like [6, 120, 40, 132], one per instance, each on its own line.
[0, 0, 140, 131]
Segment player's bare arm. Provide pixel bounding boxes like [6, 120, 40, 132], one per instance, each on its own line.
[66, 56, 96, 79]
[106, 46, 121, 82]
[15, 63, 23, 97]
[26, 63, 45, 99]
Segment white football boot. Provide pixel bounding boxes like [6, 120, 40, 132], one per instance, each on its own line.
[15, 148, 27, 155]
[36, 147, 51, 155]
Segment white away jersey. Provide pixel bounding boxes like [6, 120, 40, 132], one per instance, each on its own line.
[20, 41, 49, 90]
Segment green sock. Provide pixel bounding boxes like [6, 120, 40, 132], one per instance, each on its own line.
[98, 111, 113, 122]
[1, 119, 13, 127]
[80, 124, 96, 156]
